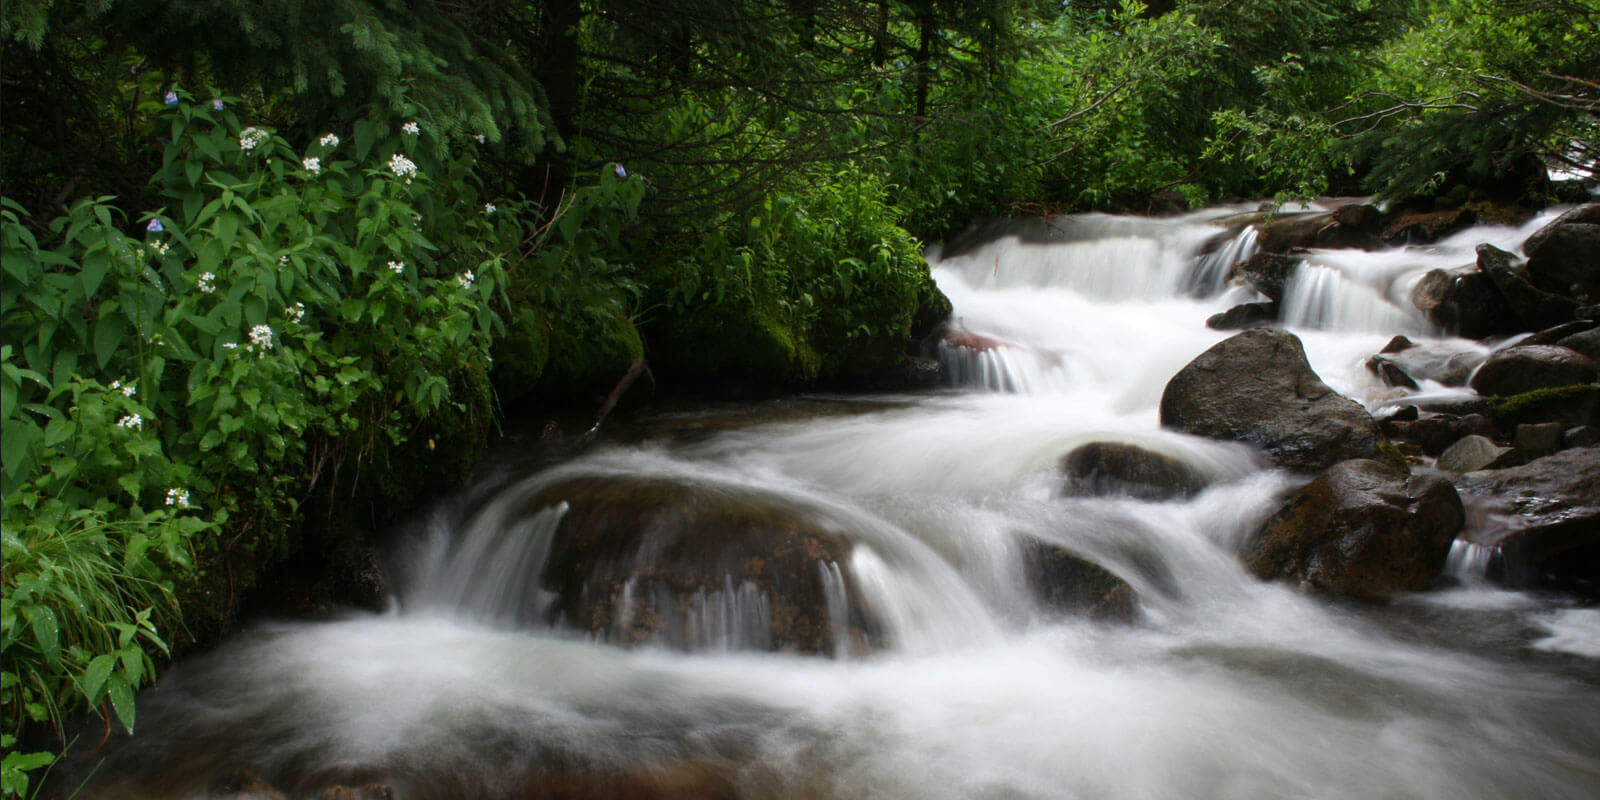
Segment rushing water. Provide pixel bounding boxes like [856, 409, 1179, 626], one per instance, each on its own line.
[70, 206, 1600, 799]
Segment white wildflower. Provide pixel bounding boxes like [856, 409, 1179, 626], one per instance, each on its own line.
[402, 121, 420, 136]
[279, 255, 289, 265]
[473, 133, 486, 144]
[239, 127, 269, 151]
[222, 342, 239, 353]
[122, 384, 137, 397]
[197, 272, 216, 293]
[150, 240, 169, 256]
[302, 157, 321, 175]
[285, 302, 306, 324]
[388, 153, 418, 182]
[387, 260, 405, 274]
[320, 133, 340, 148]
[484, 202, 496, 215]
[457, 270, 475, 289]
[117, 414, 143, 430]
[166, 488, 191, 508]
[249, 324, 274, 351]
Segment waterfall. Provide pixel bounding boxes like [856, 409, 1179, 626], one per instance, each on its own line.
[71, 205, 1600, 800]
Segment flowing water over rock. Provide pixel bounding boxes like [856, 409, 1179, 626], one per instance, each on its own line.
[66, 206, 1600, 799]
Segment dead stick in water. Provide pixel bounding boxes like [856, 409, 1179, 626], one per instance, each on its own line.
[581, 357, 650, 442]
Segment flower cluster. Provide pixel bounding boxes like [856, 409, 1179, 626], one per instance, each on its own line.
[240, 127, 270, 152]
[457, 270, 476, 289]
[302, 157, 321, 175]
[484, 202, 496, 215]
[402, 121, 421, 136]
[117, 414, 143, 430]
[197, 272, 217, 294]
[387, 260, 405, 274]
[388, 153, 418, 183]
[474, 133, 487, 144]
[166, 488, 191, 508]
[109, 380, 136, 398]
[212, 99, 225, 111]
[248, 324, 274, 352]
[285, 302, 306, 324]
[320, 133, 340, 148]
[150, 240, 170, 256]
[164, 91, 179, 106]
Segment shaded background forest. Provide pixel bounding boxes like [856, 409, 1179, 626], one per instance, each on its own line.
[1, 0, 1595, 792]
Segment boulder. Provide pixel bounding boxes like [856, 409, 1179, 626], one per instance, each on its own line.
[1159, 329, 1382, 471]
[1243, 460, 1465, 597]
[1387, 413, 1501, 457]
[533, 476, 883, 655]
[1485, 384, 1600, 428]
[1383, 207, 1476, 245]
[1059, 442, 1210, 501]
[1436, 435, 1514, 474]
[1206, 301, 1278, 331]
[1228, 252, 1301, 301]
[1383, 342, 1486, 387]
[1022, 539, 1139, 623]
[1365, 355, 1419, 389]
[1255, 211, 1383, 253]
[1478, 244, 1580, 330]
[1525, 224, 1600, 297]
[1522, 203, 1600, 258]
[1468, 344, 1600, 396]
[1557, 326, 1600, 361]
[1454, 446, 1600, 592]
[1409, 268, 1518, 339]
[1514, 422, 1566, 455]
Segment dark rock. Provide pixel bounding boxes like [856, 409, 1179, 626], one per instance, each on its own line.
[1022, 539, 1139, 623]
[1579, 304, 1600, 320]
[1522, 203, 1600, 258]
[533, 476, 884, 655]
[1383, 342, 1486, 387]
[1160, 329, 1381, 471]
[1469, 344, 1600, 396]
[1380, 335, 1416, 354]
[1485, 384, 1600, 428]
[1365, 355, 1418, 389]
[1333, 203, 1384, 233]
[1437, 435, 1514, 474]
[1206, 301, 1279, 330]
[1256, 211, 1383, 252]
[1521, 320, 1598, 346]
[1228, 252, 1301, 301]
[1389, 415, 1473, 457]
[1515, 422, 1566, 455]
[1478, 244, 1580, 330]
[1557, 326, 1600, 361]
[1060, 442, 1210, 501]
[892, 355, 944, 389]
[322, 785, 395, 800]
[1409, 268, 1518, 339]
[1566, 425, 1600, 447]
[1243, 460, 1465, 597]
[1454, 447, 1600, 592]
[1381, 405, 1420, 424]
[1526, 224, 1600, 297]
[1384, 207, 1476, 245]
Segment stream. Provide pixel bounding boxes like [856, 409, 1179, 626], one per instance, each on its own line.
[68, 206, 1600, 799]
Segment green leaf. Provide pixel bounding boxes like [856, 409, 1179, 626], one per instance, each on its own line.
[29, 606, 60, 667]
[93, 315, 123, 369]
[82, 653, 116, 701]
[106, 674, 136, 732]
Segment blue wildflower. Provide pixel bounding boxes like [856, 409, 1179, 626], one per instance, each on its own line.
[212, 99, 225, 110]
[146, 219, 164, 233]
[614, 163, 628, 179]
[164, 91, 179, 105]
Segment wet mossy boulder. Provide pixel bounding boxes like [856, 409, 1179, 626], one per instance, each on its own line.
[1454, 447, 1600, 594]
[1159, 329, 1381, 472]
[539, 301, 647, 403]
[651, 298, 821, 395]
[1059, 442, 1210, 501]
[1469, 344, 1599, 397]
[1484, 383, 1600, 428]
[533, 476, 881, 655]
[1243, 460, 1465, 597]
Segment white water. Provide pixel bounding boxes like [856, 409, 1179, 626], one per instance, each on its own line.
[77, 207, 1600, 799]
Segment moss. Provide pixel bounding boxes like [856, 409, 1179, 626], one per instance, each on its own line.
[489, 307, 551, 405]
[653, 296, 821, 392]
[539, 299, 646, 403]
[1486, 384, 1600, 427]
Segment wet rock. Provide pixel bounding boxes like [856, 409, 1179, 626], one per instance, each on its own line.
[1382, 342, 1486, 387]
[1437, 435, 1514, 474]
[1522, 204, 1600, 257]
[1454, 446, 1600, 593]
[1566, 425, 1600, 447]
[1228, 252, 1301, 301]
[1365, 355, 1419, 389]
[1243, 460, 1465, 597]
[1333, 203, 1384, 233]
[891, 355, 944, 390]
[1409, 268, 1518, 339]
[1478, 244, 1580, 330]
[322, 785, 395, 800]
[1514, 422, 1567, 455]
[1522, 202, 1600, 297]
[1059, 442, 1210, 501]
[1383, 207, 1476, 245]
[1485, 384, 1600, 428]
[1468, 344, 1600, 396]
[1022, 539, 1140, 623]
[1556, 326, 1600, 361]
[1255, 211, 1382, 253]
[1519, 320, 1597, 347]
[1207, 301, 1278, 331]
[1381, 335, 1416, 354]
[1160, 329, 1381, 472]
[534, 476, 883, 655]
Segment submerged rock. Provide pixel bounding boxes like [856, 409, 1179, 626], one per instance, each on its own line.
[1454, 446, 1600, 593]
[1243, 460, 1465, 597]
[1159, 329, 1381, 471]
[1059, 442, 1210, 501]
[533, 476, 883, 655]
[1021, 539, 1139, 623]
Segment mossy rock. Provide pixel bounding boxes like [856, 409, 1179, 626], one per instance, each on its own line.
[1486, 384, 1600, 428]
[653, 298, 821, 392]
[540, 300, 646, 403]
[489, 307, 550, 405]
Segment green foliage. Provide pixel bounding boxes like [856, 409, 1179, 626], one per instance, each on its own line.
[1, 93, 512, 793]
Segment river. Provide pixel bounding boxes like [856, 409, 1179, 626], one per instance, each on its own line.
[70, 206, 1600, 799]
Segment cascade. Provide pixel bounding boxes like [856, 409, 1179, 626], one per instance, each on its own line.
[64, 206, 1600, 800]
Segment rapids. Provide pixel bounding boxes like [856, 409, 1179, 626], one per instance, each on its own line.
[67, 206, 1600, 799]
